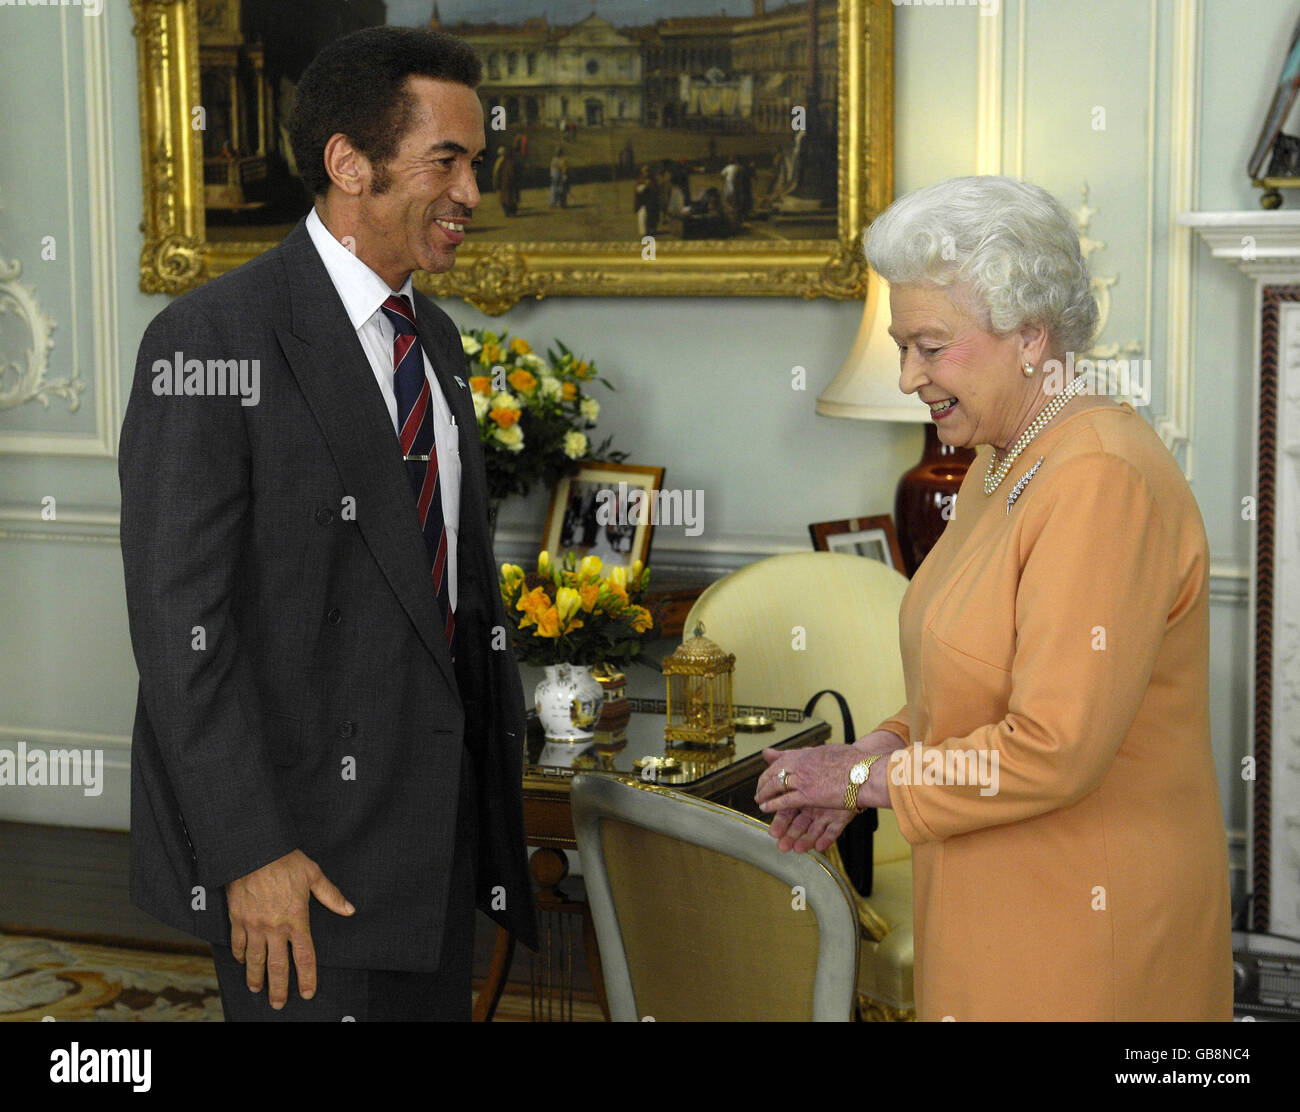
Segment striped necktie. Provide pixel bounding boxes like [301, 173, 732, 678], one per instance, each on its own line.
[379, 293, 454, 657]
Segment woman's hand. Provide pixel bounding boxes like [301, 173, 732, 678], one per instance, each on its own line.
[756, 730, 907, 853]
[767, 805, 856, 854]
[756, 742, 866, 812]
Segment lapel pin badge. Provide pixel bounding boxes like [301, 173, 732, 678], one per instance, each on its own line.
[1006, 457, 1044, 515]
[453, 375, 467, 389]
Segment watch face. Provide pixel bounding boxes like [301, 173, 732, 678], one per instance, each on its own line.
[850, 761, 870, 785]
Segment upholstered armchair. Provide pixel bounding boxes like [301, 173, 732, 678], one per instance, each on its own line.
[684, 552, 915, 1020]
[571, 773, 860, 1021]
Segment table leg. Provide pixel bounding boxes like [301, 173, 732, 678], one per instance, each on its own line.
[472, 924, 515, 1022]
[581, 901, 611, 1020]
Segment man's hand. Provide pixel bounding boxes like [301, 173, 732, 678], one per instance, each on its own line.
[225, 849, 354, 1010]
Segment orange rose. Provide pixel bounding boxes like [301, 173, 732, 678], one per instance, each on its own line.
[507, 369, 537, 393]
[490, 407, 520, 429]
[516, 586, 549, 628]
[510, 337, 532, 355]
[535, 606, 561, 638]
[579, 582, 600, 613]
[561, 382, 578, 401]
[469, 376, 492, 395]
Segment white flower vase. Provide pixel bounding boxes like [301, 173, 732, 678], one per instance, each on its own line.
[535, 663, 606, 744]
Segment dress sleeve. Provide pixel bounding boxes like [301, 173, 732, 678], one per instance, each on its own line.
[872, 705, 911, 745]
[887, 452, 1186, 843]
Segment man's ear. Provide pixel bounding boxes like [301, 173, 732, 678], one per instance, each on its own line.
[322, 132, 366, 197]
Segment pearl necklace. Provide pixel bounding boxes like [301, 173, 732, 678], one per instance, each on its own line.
[983, 373, 1093, 496]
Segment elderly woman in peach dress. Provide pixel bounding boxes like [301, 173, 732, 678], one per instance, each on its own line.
[755, 175, 1233, 1021]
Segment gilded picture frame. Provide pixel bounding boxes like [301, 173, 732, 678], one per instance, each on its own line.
[133, 0, 893, 314]
[542, 460, 665, 570]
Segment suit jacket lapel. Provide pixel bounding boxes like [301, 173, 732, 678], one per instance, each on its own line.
[272, 221, 460, 696]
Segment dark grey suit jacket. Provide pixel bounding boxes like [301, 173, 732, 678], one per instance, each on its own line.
[119, 217, 538, 967]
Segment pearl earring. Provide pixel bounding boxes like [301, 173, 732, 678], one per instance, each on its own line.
[1022, 362, 1035, 377]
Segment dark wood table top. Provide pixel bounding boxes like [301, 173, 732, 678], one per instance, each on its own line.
[520, 709, 829, 849]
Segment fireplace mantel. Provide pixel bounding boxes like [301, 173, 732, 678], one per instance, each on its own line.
[1179, 210, 1300, 280]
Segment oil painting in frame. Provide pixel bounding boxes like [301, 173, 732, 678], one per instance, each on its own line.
[133, 0, 893, 313]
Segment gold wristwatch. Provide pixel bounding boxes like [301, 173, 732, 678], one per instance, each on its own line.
[844, 753, 884, 811]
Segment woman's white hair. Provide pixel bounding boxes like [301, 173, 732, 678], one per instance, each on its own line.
[863, 175, 1099, 354]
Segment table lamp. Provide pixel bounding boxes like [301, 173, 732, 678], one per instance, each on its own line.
[816, 275, 975, 576]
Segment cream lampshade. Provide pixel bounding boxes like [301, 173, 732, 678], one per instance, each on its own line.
[816, 277, 928, 423]
[815, 274, 974, 577]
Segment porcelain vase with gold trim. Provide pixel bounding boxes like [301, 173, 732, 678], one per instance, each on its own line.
[534, 663, 605, 744]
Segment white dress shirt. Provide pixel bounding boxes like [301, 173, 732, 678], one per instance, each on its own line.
[306, 207, 460, 611]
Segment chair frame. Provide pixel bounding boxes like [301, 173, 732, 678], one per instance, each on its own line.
[571, 772, 860, 1021]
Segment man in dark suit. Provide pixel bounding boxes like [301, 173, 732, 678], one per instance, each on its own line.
[119, 26, 536, 1021]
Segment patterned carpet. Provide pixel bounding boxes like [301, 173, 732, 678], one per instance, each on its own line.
[0, 930, 222, 1021]
[0, 929, 603, 1021]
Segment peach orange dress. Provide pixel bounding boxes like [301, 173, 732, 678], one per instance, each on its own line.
[875, 402, 1233, 1021]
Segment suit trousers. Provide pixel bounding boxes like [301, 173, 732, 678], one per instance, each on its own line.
[210, 743, 479, 1021]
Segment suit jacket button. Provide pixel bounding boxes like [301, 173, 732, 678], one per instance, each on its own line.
[326, 608, 342, 625]
[316, 507, 334, 525]
[338, 720, 356, 739]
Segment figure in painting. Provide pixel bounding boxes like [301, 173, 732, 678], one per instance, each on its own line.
[493, 145, 520, 217]
[549, 147, 569, 208]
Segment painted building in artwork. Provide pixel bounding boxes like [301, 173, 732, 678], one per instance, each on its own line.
[730, 1, 838, 134]
[436, 10, 643, 128]
[431, 1, 836, 135]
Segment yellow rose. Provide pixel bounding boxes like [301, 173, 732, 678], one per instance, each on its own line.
[500, 563, 525, 588]
[609, 565, 628, 590]
[578, 555, 603, 581]
[630, 606, 654, 634]
[538, 550, 551, 576]
[556, 587, 582, 624]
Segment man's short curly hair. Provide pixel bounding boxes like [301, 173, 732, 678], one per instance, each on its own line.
[289, 26, 482, 198]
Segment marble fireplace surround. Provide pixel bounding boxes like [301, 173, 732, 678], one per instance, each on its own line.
[1182, 212, 1300, 938]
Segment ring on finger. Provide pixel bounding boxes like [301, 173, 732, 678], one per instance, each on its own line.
[777, 769, 790, 790]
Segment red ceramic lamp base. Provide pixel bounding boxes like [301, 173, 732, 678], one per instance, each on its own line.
[895, 424, 975, 577]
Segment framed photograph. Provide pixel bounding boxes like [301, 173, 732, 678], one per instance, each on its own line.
[133, 0, 894, 312]
[543, 461, 665, 569]
[808, 514, 903, 571]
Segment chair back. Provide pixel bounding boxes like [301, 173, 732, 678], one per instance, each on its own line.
[685, 552, 911, 863]
[572, 773, 859, 1021]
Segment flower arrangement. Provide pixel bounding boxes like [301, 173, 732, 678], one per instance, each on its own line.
[499, 551, 655, 666]
[460, 329, 624, 502]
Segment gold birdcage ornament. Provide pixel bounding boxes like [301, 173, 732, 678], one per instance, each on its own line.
[663, 621, 735, 747]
